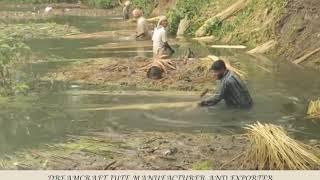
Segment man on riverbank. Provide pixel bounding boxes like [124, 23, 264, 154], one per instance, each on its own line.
[152, 16, 175, 58]
[133, 8, 150, 40]
[199, 60, 253, 109]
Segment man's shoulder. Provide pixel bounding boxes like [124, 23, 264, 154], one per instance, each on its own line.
[138, 17, 146, 22]
[225, 72, 240, 83]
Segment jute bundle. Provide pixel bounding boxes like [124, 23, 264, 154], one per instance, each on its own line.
[307, 99, 320, 119]
[241, 122, 320, 170]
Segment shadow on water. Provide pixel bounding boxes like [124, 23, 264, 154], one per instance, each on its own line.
[1, 5, 320, 155]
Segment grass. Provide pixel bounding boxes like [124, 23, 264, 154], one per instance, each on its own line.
[131, 0, 155, 16]
[167, 0, 209, 35]
[1, 0, 118, 8]
[205, 0, 288, 47]
[192, 160, 213, 170]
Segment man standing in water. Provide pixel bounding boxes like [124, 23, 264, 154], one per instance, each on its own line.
[132, 8, 150, 40]
[122, 1, 131, 20]
[199, 60, 253, 109]
[152, 16, 175, 58]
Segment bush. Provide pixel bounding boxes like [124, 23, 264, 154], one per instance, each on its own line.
[85, 0, 117, 9]
[167, 9, 180, 34]
[167, 0, 209, 35]
[131, 0, 155, 16]
[0, 36, 31, 96]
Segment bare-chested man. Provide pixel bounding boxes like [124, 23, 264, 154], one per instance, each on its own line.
[132, 8, 150, 40]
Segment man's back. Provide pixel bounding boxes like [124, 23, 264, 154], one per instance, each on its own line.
[222, 71, 252, 109]
[137, 17, 148, 36]
[152, 27, 167, 55]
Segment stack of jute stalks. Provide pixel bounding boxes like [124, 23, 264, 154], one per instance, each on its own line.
[307, 99, 320, 119]
[240, 122, 320, 170]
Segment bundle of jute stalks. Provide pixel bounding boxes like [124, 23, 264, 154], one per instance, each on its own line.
[307, 99, 320, 119]
[240, 122, 320, 170]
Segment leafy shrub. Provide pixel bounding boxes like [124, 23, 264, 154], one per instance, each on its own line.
[167, 0, 209, 35]
[131, 0, 155, 16]
[0, 36, 31, 96]
[85, 0, 117, 9]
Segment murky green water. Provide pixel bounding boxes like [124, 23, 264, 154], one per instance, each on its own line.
[1, 4, 320, 155]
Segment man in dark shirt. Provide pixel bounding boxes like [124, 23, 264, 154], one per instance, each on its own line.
[199, 60, 253, 109]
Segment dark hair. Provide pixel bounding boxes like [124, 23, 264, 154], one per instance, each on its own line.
[147, 66, 163, 80]
[211, 60, 226, 71]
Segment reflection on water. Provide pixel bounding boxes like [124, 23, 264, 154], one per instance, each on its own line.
[1, 5, 320, 155]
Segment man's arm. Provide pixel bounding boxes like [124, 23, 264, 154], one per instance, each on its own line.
[199, 81, 227, 107]
[135, 33, 144, 39]
[162, 30, 175, 54]
[164, 42, 175, 54]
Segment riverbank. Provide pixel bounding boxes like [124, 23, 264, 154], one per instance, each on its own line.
[0, 131, 244, 170]
[1, 130, 320, 170]
[152, 0, 320, 69]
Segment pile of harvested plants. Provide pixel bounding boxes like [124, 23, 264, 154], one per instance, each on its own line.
[239, 122, 320, 170]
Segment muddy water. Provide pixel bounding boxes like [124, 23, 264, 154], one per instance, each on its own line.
[1, 5, 320, 155]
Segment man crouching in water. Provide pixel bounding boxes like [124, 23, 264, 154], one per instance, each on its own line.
[199, 60, 253, 109]
[152, 16, 175, 58]
[133, 8, 151, 40]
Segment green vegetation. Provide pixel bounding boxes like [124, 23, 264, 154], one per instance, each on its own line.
[0, 23, 80, 96]
[192, 160, 213, 170]
[205, 0, 288, 46]
[165, 0, 287, 46]
[0, 36, 31, 96]
[167, 0, 209, 35]
[1, 0, 118, 9]
[85, 0, 117, 9]
[0, 0, 78, 3]
[0, 23, 80, 39]
[131, 0, 155, 16]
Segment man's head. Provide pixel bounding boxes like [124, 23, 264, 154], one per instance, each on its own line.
[132, 8, 143, 18]
[211, 60, 227, 80]
[158, 16, 168, 28]
[124, 0, 131, 6]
